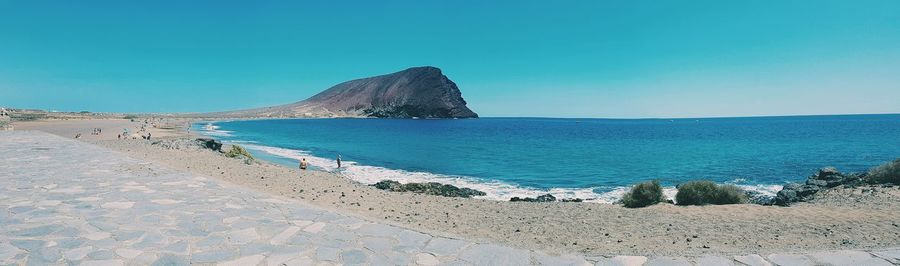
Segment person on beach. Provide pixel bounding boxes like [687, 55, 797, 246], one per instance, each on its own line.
[299, 158, 308, 170]
[147, 132, 151, 140]
[336, 154, 342, 168]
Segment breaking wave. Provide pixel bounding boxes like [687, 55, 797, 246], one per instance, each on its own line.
[200, 122, 233, 137]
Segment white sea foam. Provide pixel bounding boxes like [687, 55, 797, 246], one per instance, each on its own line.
[228, 140, 259, 144]
[196, 123, 783, 204]
[724, 178, 784, 198]
[735, 184, 783, 198]
[200, 122, 233, 137]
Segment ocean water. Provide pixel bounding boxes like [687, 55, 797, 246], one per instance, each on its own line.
[195, 114, 900, 203]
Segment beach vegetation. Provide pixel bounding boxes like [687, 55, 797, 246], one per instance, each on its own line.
[620, 180, 665, 208]
[866, 158, 900, 185]
[9, 113, 46, 121]
[225, 144, 255, 164]
[675, 180, 747, 205]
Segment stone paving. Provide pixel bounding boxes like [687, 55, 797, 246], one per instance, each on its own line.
[1, 131, 899, 266]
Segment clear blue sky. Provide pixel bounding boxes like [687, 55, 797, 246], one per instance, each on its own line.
[1, 1, 898, 118]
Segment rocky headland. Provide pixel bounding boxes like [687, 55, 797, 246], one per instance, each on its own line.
[199, 66, 478, 119]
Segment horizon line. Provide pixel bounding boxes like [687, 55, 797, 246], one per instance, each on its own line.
[481, 112, 900, 120]
[3, 106, 898, 120]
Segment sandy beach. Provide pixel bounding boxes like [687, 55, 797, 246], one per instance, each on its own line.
[14, 118, 191, 141]
[13, 119, 900, 257]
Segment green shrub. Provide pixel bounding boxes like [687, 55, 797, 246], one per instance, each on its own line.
[9, 113, 46, 121]
[225, 145, 255, 163]
[621, 180, 665, 208]
[866, 158, 900, 185]
[675, 180, 747, 206]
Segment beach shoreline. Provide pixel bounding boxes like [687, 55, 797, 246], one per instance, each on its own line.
[196, 118, 807, 204]
[13, 118, 900, 257]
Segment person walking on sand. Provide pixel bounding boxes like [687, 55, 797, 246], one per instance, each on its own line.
[299, 158, 308, 170]
[336, 154, 342, 168]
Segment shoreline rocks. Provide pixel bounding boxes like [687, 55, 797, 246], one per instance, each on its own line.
[509, 194, 584, 203]
[510, 194, 556, 202]
[745, 190, 775, 205]
[774, 167, 863, 206]
[372, 180, 486, 198]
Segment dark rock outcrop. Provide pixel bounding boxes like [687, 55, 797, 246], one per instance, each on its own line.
[814, 167, 856, 188]
[507, 194, 584, 203]
[774, 167, 863, 206]
[201, 66, 478, 119]
[510, 194, 556, 202]
[560, 198, 584, 202]
[745, 190, 775, 205]
[372, 180, 486, 198]
[195, 138, 223, 152]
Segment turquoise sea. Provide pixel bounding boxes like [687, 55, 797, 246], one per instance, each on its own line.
[195, 114, 900, 202]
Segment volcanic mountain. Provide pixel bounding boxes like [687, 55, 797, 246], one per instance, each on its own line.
[205, 66, 478, 119]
